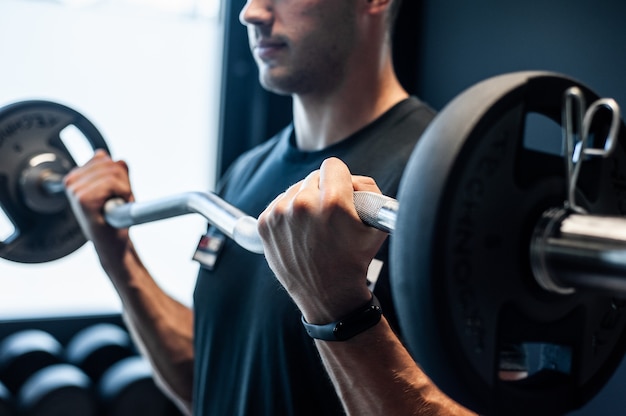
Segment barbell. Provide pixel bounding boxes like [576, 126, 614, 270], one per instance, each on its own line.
[1, 71, 626, 415]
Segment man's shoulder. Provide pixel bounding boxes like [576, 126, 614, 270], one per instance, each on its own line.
[395, 96, 437, 126]
[364, 96, 436, 149]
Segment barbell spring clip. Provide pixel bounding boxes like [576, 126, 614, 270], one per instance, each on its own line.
[562, 87, 621, 214]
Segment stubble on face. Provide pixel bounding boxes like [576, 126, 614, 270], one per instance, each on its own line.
[251, 0, 359, 97]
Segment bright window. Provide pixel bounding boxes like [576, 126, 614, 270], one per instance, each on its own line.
[0, 0, 223, 318]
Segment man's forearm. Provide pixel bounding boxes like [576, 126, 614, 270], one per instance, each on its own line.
[102, 244, 195, 413]
[314, 317, 476, 416]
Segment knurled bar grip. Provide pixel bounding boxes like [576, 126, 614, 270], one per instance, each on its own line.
[352, 191, 399, 233]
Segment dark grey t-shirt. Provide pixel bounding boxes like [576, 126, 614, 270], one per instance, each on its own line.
[192, 97, 436, 415]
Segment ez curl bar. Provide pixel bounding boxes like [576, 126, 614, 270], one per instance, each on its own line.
[2, 71, 626, 415]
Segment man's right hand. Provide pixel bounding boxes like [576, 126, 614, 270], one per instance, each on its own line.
[257, 157, 388, 325]
[64, 149, 135, 265]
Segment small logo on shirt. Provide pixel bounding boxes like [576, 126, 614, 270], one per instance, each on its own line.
[193, 229, 225, 270]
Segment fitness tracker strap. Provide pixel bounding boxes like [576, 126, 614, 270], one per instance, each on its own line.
[301, 294, 382, 341]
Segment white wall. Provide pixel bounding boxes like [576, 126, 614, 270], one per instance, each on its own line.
[0, 0, 223, 318]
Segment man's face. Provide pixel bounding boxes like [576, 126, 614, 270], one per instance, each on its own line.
[239, 0, 359, 96]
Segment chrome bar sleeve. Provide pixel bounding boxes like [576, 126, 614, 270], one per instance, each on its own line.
[531, 208, 626, 295]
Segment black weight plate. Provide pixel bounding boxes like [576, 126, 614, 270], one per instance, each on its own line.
[391, 71, 626, 415]
[0, 100, 109, 263]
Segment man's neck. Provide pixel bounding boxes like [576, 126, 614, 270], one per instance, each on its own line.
[291, 70, 409, 152]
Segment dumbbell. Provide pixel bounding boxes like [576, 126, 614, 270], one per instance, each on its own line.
[18, 363, 96, 416]
[0, 329, 96, 415]
[65, 324, 180, 415]
[65, 323, 135, 384]
[98, 356, 182, 416]
[0, 380, 14, 416]
[0, 330, 63, 396]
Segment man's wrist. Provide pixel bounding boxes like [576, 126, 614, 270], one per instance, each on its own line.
[301, 294, 382, 341]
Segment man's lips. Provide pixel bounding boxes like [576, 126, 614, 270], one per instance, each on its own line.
[255, 39, 287, 60]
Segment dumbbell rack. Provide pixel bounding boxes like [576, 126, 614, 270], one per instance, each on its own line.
[0, 315, 182, 415]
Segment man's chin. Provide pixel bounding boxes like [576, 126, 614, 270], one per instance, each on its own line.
[259, 75, 295, 96]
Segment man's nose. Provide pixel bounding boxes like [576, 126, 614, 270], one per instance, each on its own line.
[239, 0, 274, 27]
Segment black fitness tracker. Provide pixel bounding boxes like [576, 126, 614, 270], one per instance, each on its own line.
[301, 294, 382, 341]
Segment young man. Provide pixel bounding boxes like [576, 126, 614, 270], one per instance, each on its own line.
[64, 0, 441, 414]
